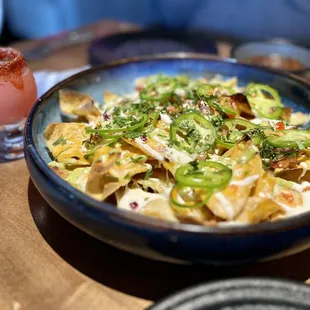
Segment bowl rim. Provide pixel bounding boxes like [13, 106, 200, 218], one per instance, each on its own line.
[25, 52, 310, 236]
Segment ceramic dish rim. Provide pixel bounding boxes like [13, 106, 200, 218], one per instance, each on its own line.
[231, 41, 310, 74]
[148, 276, 310, 309]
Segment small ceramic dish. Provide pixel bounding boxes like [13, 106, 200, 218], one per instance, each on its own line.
[25, 53, 310, 265]
[232, 41, 310, 76]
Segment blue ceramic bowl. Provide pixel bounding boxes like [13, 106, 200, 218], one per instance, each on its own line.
[25, 53, 310, 265]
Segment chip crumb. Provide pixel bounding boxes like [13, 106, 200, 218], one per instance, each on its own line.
[12, 300, 21, 310]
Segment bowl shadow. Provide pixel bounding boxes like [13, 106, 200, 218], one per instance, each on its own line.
[28, 179, 310, 301]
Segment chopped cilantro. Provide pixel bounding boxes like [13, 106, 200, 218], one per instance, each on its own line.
[84, 148, 96, 160]
[260, 139, 276, 160]
[53, 135, 67, 146]
[144, 167, 153, 180]
[124, 130, 144, 139]
[131, 155, 147, 163]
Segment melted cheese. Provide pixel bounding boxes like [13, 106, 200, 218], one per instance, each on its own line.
[118, 188, 166, 211]
[231, 174, 260, 186]
[298, 162, 308, 181]
[273, 181, 310, 217]
[214, 192, 234, 220]
[151, 135, 194, 165]
[160, 113, 172, 125]
[134, 138, 164, 161]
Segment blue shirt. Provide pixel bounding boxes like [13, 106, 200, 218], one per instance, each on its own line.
[5, 0, 310, 45]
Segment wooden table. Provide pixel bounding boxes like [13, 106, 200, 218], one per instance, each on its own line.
[1, 22, 310, 310]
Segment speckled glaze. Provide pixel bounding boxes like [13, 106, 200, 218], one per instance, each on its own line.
[24, 53, 310, 265]
[149, 278, 310, 309]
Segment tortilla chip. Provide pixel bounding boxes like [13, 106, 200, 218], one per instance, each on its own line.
[44, 123, 90, 165]
[137, 178, 172, 194]
[236, 197, 282, 224]
[59, 89, 101, 117]
[48, 164, 70, 179]
[207, 142, 263, 220]
[141, 199, 178, 222]
[236, 173, 281, 223]
[86, 144, 149, 200]
[123, 136, 193, 165]
[103, 91, 121, 107]
[172, 204, 215, 225]
[66, 167, 90, 192]
[273, 179, 303, 208]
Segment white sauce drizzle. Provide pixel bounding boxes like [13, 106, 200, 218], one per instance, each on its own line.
[160, 113, 172, 125]
[208, 154, 221, 161]
[298, 162, 308, 181]
[118, 188, 166, 212]
[174, 88, 186, 97]
[134, 138, 164, 161]
[152, 135, 194, 164]
[214, 192, 234, 220]
[231, 174, 260, 186]
[273, 181, 310, 217]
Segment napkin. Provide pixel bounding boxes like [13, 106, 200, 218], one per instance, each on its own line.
[34, 66, 90, 98]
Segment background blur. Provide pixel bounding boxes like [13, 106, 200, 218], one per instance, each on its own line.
[1, 0, 310, 46]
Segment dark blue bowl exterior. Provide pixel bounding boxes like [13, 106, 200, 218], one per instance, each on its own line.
[88, 30, 218, 66]
[25, 55, 310, 264]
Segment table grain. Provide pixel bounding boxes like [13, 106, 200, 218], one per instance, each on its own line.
[1, 22, 310, 310]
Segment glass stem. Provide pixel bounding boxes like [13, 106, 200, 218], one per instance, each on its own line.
[0, 120, 25, 161]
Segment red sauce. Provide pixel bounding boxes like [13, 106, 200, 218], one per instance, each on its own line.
[0, 48, 26, 90]
[281, 191, 294, 204]
[275, 121, 285, 131]
[245, 54, 305, 71]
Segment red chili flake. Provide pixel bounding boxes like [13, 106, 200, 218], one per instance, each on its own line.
[166, 106, 176, 114]
[281, 191, 294, 204]
[103, 112, 111, 121]
[275, 121, 285, 131]
[141, 135, 147, 142]
[303, 186, 310, 192]
[130, 201, 139, 210]
[230, 185, 239, 191]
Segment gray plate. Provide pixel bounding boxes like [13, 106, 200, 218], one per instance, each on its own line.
[149, 278, 310, 310]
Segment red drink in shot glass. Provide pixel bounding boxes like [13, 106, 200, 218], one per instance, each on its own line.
[0, 47, 37, 160]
